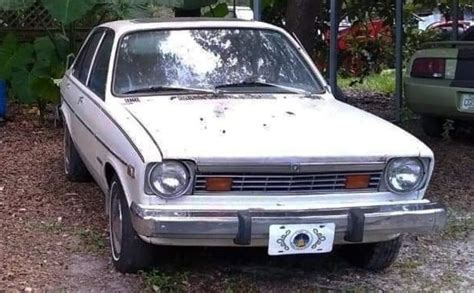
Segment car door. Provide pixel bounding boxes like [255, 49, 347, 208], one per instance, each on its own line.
[64, 29, 105, 178]
[80, 30, 116, 189]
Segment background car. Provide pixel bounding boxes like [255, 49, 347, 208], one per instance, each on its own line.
[226, 5, 254, 20]
[426, 20, 472, 40]
[405, 26, 474, 137]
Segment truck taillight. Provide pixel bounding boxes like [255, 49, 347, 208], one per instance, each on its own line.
[411, 58, 446, 79]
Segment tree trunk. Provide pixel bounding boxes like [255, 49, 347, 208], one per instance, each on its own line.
[286, 0, 318, 54]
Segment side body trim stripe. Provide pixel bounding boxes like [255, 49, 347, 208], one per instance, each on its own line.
[68, 76, 145, 162]
[62, 98, 128, 166]
[125, 108, 164, 159]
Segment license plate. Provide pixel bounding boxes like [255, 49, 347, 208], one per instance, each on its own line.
[460, 93, 474, 112]
[268, 223, 335, 256]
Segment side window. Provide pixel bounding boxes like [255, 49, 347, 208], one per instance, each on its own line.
[73, 31, 104, 84]
[88, 32, 114, 99]
[72, 42, 89, 80]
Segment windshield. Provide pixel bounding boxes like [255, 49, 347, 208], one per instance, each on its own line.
[114, 28, 322, 95]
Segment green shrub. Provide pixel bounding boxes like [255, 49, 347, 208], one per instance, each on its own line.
[0, 33, 68, 121]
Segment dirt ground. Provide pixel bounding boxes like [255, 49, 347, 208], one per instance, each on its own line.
[0, 94, 473, 292]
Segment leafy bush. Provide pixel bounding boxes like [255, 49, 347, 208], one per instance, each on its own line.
[404, 28, 443, 60]
[0, 33, 68, 121]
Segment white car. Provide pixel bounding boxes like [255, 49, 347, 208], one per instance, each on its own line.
[61, 18, 446, 273]
[227, 6, 254, 20]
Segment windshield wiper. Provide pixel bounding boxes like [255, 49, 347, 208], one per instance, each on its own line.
[215, 81, 310, 94]
[123, 85, 216, 95]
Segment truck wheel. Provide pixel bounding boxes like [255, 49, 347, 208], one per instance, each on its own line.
[109, 175, 155, 273]
[340, 237, 402, 271]
[421, 115, 444, 137]
[64, 127, 91, 182]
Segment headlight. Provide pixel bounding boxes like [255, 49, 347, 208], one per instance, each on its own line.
[385, 158, 425, 193]
[148, 161, 190, 198]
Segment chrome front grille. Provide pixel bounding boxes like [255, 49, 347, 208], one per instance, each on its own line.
[194, 170, 383, 194]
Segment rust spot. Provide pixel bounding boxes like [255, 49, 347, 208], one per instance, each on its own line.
[222, 130, 226, 134]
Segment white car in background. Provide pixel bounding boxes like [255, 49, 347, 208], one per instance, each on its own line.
[60, 18, 446, 273]
[227, 5, 254, 20]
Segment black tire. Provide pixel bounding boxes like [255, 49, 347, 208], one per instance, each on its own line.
[340, 237, 402, 271]
[64, 127, 91, 182]
[109, 175, 155, 273]
[421, 115, 444, 137]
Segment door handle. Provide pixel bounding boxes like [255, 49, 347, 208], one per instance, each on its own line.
[77, 96, 84, 105]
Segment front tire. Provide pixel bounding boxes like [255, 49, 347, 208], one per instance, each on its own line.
[64, 127, 91, 182]
[109, 175, 155, 273]
[340, 237, 402, 271]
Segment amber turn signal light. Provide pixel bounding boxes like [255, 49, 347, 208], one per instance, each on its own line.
[345, 175, 370, 189]
[206, 177, 233, 192]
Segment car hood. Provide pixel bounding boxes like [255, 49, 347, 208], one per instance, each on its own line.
[122, 94, 431, 163]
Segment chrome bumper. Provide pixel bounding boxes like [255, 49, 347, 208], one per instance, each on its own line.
[130, 201, 447, 246]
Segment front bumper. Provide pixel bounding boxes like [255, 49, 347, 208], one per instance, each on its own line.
[130, 201, 447, 247]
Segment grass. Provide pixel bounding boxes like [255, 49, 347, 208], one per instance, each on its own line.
[26, 218, 64, 233]
[393, 259, 422, 278]
[438, 270, 464, 288]
[143, 270, 189, 293]
[223, 275, 260, 293]
[75, 228, 106, 253]
[344, 286, 377, 293]
[442, 211, 474, 240]
[27, 220, 107, 254]
[338, 71, 396, 95]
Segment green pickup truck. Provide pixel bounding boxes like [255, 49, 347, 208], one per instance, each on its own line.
[405, 27, 474, 137]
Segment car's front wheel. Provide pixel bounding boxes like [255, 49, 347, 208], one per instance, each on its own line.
[109, 175, 156, 273]
[340, 236, 402, 271]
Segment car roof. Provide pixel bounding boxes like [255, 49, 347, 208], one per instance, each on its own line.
[100, 18, 278, 36]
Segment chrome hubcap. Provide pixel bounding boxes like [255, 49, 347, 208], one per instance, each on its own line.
[110, 182, 123, 260]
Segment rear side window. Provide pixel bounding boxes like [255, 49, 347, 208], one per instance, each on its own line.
[89, 32, 114, 99]
[73, 31, 104, 84]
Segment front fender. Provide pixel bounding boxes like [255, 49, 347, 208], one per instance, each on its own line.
[103, 155, 147, 216]
[61, 97, 73, 134]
